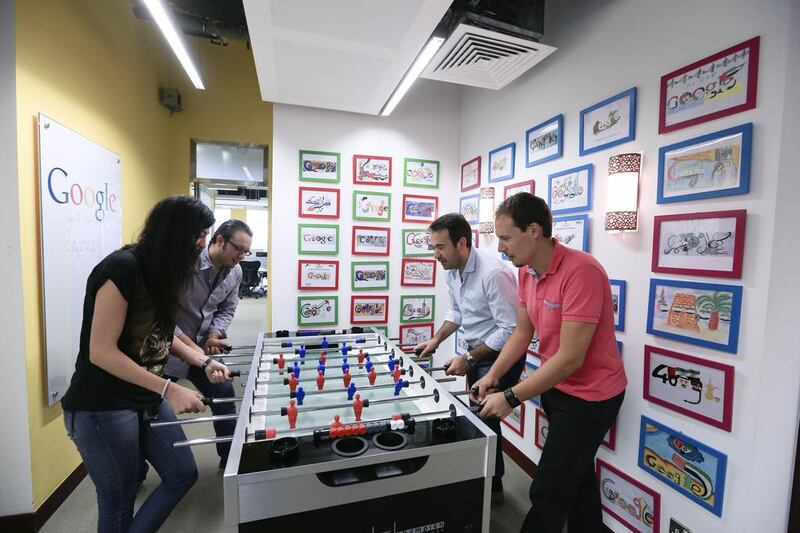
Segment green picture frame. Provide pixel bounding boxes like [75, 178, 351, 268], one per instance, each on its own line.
[403, 157, 440, 189]
[399, 294, 436, 323]
[297, 296, 338, 326]
[351, 261, 390, 291]
[352, 190, 391, 222]
[402, 228, 433, 257]
[299, 150, 340, 183]
[370, 325, 388, 337]
[297, 224, 339, 255]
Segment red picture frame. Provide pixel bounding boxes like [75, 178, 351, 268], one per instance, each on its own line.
[651, 209, 746, 279]
[658, 36, 759, 134]
[471, 229, 479, 248]
[298, 186, 340, 219]
[596, 459, 661, 533]
[501, 394, 525, 437]
[401, 194, 438, 223]
[601, 421, 617, 451]
[400, 258, 436, 287]
[351, 225, 390, 256]
[352, 154, 392, 186]
[350, 295, 389, 324]
[460, 156, 481, 192]
[504, 179, 536, 199]
[398, 323, 434, 347]
[297, 260, 339, 291]
[643, 345, 735, 431]
[533, 408, 547, 450]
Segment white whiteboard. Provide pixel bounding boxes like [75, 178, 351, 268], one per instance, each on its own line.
[38, 114, 122, 405]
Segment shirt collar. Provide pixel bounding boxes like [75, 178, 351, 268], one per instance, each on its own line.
[527, 239, 566, 280]
[198, 247, 214, 272]
[463, 247, 477, 275]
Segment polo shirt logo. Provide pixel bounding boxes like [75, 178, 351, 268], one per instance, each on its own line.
[543, 299, 562, 309]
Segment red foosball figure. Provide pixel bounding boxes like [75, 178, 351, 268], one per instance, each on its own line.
[287, 399, 298, 429]
[343, 369, 352, 388]
[368, 368, 377, 386]
[316, 371, 325, 391]
[288, 373, 298, 392]
[352, 393, 364, 422]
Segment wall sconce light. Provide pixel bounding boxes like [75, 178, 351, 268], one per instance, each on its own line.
[605, 152, 642, 231]
[479, 187, 496, 234]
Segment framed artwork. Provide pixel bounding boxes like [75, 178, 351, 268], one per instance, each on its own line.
[297, 260, 339, 291]
[534, 408, 548, 450]
[652, 209, 746, 278]
[488, 142, 515, 183]
[454, 327, 468, 355]
[527, 335, 540, 356]
[656, 123, 752, 204]
[472, 229, 479, 249]
[602, 422, 617, 451]
[353, 154, 392, 186]
[597, 458, 660, 533]
[610, 279, 627, 332]
[298, 187, 340, 219]
[504, 179, 535, 200]
[404, 158, 440, 188]
[548, 164, 593, 215]
[297, 296, 338, 326]
[638, 416, 727, 516]
[401, 258, 436, 287]
[644, 345, 734, 431]
[461, 156, 481, 192]
[617, 340, 623, 357]
[299, 150, 340, 183]
[352, 190, 391, 221]
[553, 214, 589, 252]
[522, 358, 541, 407]
[371, 325, 389, 337]
[399, 294, 435, 323]
[351, 226, 390, 256]
[351, 261, 389, 291]
[646, 278, 742, 353]
[579, 87, 637, 156]
[501, 393, 525, 437]
[526, 114, 563, 167]
[402, 194, 438, 223]
[659, 37, 759, 134]
[350, 295, 389, 324]
[669, 519, 693, 533]
[459, 193, 480, 225]
[297, 224, 339, 255]
[399, 323, 434, 346]
[402, 229, 432, 257]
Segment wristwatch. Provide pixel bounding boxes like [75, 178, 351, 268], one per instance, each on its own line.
[503, 387, 521, 408]
[202, 357, 213, 371]
[464, 351, 478, 369]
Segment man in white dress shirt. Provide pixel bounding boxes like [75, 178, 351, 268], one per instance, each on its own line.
[415, 213, 524, 504]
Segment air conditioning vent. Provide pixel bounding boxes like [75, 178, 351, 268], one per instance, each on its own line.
[422, 23, 555, 90]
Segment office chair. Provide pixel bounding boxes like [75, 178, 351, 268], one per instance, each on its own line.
[239, 260, 266, 298]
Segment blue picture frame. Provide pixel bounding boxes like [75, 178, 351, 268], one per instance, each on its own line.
[459, 193, 480, 225]
[548, 164, 593, 215]
[579, 87, 637, 156]
[616, 340, 623, 357]
[525, 114, 563, 168]
[646, 278, 742, 354]
[656, 122, 753, 204]
[609, 279, 626, 332]
[488, 142, 515, 183]
[552, 214, 589, 252]
[638, 415, 727, 516]
[524, 358, 541, 407]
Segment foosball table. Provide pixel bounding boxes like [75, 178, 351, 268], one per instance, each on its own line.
[162, 328, 497, 531]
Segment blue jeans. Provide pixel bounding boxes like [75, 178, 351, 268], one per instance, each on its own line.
[467, 354, 526, 488]
[186, 361, 236, 460]
[64, 400, 198, 533]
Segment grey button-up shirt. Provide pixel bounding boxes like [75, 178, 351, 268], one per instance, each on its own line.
[443, 247, 517, 352]
[165, 247, 242, 377]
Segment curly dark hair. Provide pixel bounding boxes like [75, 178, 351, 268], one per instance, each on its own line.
[126, 196, 214, 327]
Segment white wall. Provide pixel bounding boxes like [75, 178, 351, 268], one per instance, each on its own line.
[0, 0, 35, 517]
[271, 81, 461, 368]
[459, 0, 797, 531]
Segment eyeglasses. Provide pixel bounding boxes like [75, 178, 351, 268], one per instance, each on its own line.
[226, 239, 252, 256]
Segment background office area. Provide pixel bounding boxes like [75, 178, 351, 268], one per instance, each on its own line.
[2, 0, 800, 532]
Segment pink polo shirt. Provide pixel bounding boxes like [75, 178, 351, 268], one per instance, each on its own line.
[518, 240, 627, 401]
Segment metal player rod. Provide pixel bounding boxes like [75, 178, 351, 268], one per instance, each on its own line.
[256, 365, 404, 385]
[149, 413, 239, 428]
[261, 332, 381, 347]
[261, 342, 386, 357]
[260, 349, 396, 366]
[258, 378, 411, 399]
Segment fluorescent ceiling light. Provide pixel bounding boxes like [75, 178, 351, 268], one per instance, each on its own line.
[143, 0, 205, 90]
[381, 36, 444, 116]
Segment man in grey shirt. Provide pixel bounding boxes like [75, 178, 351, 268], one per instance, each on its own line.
[415, 213, 524, 503]
[166, 219, 252, 466]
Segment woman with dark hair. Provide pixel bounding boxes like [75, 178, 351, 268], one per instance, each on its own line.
[61, 195, 229, 532]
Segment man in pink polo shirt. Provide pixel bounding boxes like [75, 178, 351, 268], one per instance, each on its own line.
[473, 193, 626, 533]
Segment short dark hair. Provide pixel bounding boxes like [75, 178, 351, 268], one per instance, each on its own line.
[495, 193, 552, 237]
[429, 213, 472, 248]
[212, 219, 253, 243]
